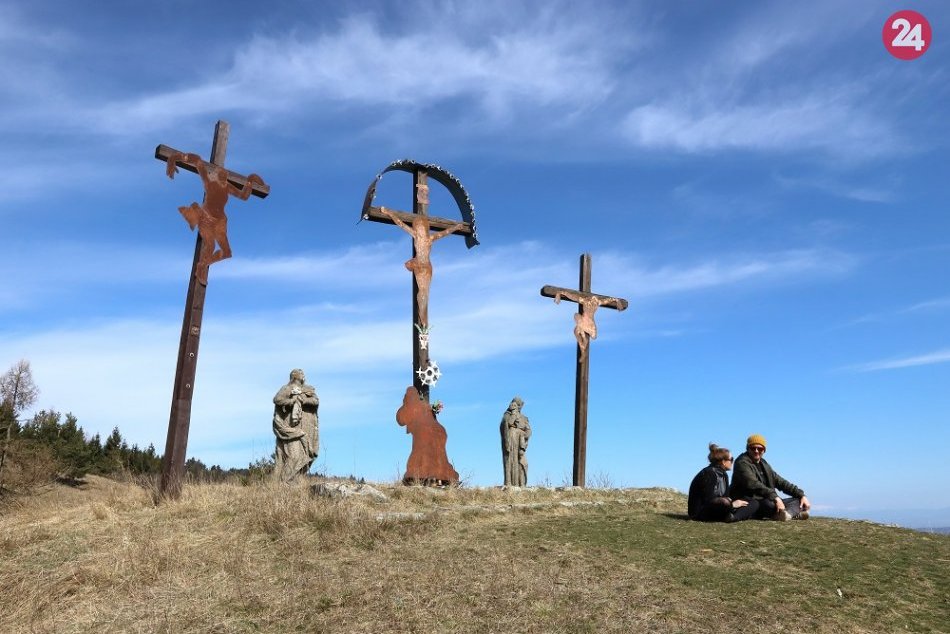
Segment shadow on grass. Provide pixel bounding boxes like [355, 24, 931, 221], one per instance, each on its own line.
[662, 512, 690, 522]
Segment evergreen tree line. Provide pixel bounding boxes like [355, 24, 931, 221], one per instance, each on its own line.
[0, 359, 273, 491]
[3, 408, 163, 480]
[0, 406, 274, 488]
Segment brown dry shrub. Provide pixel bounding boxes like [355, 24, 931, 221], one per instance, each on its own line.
[0, 438, 61, 497]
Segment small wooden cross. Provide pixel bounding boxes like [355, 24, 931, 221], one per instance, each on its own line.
[541, 253, 628, 487]
[154, 120, 269, 499]
[360, 160, 478, 401]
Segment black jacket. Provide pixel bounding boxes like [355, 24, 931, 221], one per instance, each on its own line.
[730, 452, 804, 501]
[687, 465, 729, 519]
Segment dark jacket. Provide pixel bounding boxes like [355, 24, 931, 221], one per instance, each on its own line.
[730, 452, 804, 501]
[687, 464, 729, 519]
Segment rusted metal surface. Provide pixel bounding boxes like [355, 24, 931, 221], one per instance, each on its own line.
[155, 120, 268, 500]
[396, 386, 459, 485]
[541, 253, 629, 488]
[159, 144, 268, 285]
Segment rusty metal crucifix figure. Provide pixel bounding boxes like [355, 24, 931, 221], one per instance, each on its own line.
[541, 253, 628, 487]
[360, 160, 478, 402]
[154, 120, 269, 499]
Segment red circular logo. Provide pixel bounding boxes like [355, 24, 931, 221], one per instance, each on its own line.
[883, 10, 932, 60]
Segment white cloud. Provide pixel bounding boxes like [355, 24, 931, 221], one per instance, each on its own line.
[845, 349, 950, 373]
[593, 249, 856, 299]
[899, 298, 950, 315]
[773, 173, 897, 204]
[90, 7, 629, 135]
[623, 98, 894, 158]
[617, 2, 899, 160]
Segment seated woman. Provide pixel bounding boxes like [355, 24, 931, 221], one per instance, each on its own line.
[688, 443, 759, 522]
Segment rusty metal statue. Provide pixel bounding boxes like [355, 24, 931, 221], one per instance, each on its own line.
[165, 151, 265, 285]
[379, 197, 466, 328]
[553, 289, 626, 362]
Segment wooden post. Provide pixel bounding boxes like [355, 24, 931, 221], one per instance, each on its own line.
[155, 121, 269, 499]
[573, 253, 592, 487]
[412, 169, 430, 401]
[541, 253, 628, 488]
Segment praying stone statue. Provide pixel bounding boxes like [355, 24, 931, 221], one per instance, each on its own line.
[272, 369, 319, 483]
[500, 397, 531, 487]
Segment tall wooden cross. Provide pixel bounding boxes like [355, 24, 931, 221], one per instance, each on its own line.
[360, 160, 478, 402]
[154, 120, 269, 499]
[541, 253, 628, 487]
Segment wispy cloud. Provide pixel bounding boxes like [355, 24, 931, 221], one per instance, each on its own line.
[619, 2, 900, 160]
[845, 349, 950, 373]
[899, 298, 950, 315]
[773, 173, 898, 204]
[90, 6, 633, 135]
[594, 249, 856, 299]
[839, 297, 950, 329]
[622, 96, 895, 159]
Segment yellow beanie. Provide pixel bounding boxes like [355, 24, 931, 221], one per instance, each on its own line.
[746, 434, 767, 448]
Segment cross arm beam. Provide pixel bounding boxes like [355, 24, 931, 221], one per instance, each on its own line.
[155, 144, 270, 199]
[362, 206, 475, 238]
[540, 285, 629, 311]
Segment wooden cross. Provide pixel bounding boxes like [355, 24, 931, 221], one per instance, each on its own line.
[361, 160, 478, 402]
[541, 253, 628, 487]
[154, 120, 269, 499]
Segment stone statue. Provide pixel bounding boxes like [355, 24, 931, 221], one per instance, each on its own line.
[272, 369, 319, 483]
[396, 386, 459, 485]
[500, 397, 531, 487]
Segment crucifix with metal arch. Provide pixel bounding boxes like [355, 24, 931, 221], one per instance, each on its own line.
[154, 120, 269, 499]
[360, 159, 479, 402]
[541, 253, 628, 488]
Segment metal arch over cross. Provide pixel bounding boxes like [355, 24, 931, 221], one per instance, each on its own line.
[360, 159, 479, 402]
[153, 120, 269, 500]
[541, 253, 629, 488]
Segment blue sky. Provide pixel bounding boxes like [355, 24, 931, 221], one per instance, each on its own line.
[1, 1, 948, 527]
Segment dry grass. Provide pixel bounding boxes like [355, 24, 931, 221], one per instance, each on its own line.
[1, 476, 946, 633]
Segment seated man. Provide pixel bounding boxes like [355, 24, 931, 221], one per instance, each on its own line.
[688, 442, 759, 522]
[730, 434, 811, 521]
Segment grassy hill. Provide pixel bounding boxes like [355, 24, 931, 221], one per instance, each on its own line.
[1, 476, 947, 633]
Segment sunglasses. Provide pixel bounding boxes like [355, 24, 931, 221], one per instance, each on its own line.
[749, 446, 765, 453]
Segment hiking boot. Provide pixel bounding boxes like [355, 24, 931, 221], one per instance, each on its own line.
[793, 510, 810, 520]
[773, 509, 791, 521]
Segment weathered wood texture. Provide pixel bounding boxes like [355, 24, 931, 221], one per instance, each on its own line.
[362, 206, 473, 237]
[573, 254, 592, 488]
[540, 285, 629, 311]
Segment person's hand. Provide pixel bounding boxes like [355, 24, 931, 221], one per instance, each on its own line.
[732, 499, 749, 508]
[800, 496, 811, 512]
[775, 498, 786, 511]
